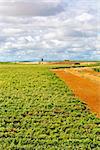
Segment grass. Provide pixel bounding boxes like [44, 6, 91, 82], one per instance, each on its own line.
[0, 64, 100, 149]
[86, 62, 100, 67]
[93, 68, 100, 72]
[49, 62, 100, 69]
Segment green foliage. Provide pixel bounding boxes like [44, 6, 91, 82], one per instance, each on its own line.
[93, 68, 100, 72]
[86, 62, 100, 67]
[0, 64, 100, 149]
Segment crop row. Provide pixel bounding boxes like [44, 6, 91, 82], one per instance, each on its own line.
[93, 68, 100, 72]
[0, 64, 100, 149]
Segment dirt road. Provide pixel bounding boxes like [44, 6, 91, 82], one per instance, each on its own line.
[53, 69, 100, 118]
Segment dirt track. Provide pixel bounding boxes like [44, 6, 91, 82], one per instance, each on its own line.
[64, 68, 100, 84]
[53, 69, 100, 118]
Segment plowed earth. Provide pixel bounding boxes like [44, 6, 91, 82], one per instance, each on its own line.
[53, 69, 100, 118]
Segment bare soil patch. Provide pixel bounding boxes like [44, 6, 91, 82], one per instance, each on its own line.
[53, 69, 100, 118]
[64, 68, 100, 84]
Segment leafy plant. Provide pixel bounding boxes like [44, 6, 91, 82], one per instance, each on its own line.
[0, 64, 99, 149]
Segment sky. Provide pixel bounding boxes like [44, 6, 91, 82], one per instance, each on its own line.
[0, 0, 99, 61]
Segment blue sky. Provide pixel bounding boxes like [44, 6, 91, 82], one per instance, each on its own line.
[0, 0, 99, 61]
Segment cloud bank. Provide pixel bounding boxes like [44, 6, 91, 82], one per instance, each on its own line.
[0, 0, 99, 61]
[0, 0, 65, 16]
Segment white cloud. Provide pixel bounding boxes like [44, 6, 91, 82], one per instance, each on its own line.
[75, 13, 94, 22]
[2, 28, 23, 36]
[0, 0, 99, 61]
[0, 0, 64, 16]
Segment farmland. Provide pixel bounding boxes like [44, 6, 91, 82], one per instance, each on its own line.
[94, 68, 100, 72]
[0, 64, 100, 149]
[53, 68, 100, 117]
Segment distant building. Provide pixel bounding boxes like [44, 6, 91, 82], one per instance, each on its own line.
[74, 62, 80, 65]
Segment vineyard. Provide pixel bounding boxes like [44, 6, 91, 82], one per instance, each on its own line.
[0, 64, 100, 149]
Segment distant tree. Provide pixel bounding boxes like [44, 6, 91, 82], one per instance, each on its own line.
[41, 58, 44, 62]
[64, 60, 70, 62]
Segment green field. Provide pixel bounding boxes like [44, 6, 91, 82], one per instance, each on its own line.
[0, 64, 100, 149]
[93, 68, 100, 72]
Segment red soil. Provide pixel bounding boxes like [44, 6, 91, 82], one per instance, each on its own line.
[83, 69, 100, 77]
[53, 70, 100, 118]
